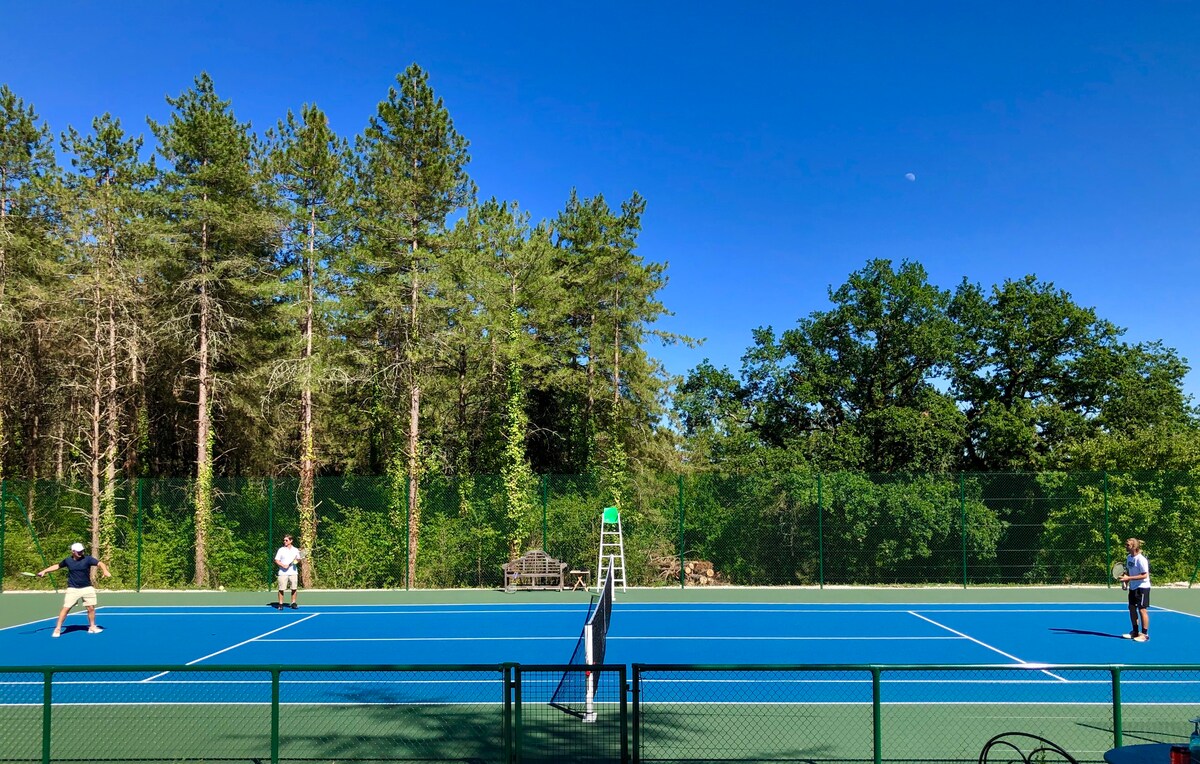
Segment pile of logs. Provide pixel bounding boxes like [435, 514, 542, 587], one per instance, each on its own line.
[649, 554, 724, 585]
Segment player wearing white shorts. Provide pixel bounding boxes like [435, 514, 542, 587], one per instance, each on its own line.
[274, 534, 302, 610]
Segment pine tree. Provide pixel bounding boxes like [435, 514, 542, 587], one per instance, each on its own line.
[265, 105, 349, 586]
[0, 87, 57, 485]
[352, 64, 474, 586]
[60, 114, 157, 561]
[149, 73, 275, 586]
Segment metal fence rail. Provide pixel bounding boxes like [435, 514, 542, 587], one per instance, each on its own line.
[633, 663, 1200, 764]
[0, 663, 627, 764]
[4, 472, 1199, 591]
[2, 663, 1197, 763]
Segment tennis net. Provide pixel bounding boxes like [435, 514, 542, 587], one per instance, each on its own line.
[550, 556, 616, 721]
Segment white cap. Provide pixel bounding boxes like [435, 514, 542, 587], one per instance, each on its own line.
[70, 542, 85, 553]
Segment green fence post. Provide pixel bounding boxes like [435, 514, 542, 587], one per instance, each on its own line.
[1, 479, 7, 594]
[136, 479, 143, 592]
[631, 664, 641, 764]
[678, 474, 685, 590]
[271, 667, 281, 764]
[541, 474, 548, 554]
[817, 473, 824, 589]
[1103, 471, 1112, 587]
[960, 473, 967, 589]
[501, 664, 514, 764]
[872, 667, 882, 764]
[513, 664, 523, 762]
[619, 664, 629, 764]
[267, 478, 275, 585]
[1111, 666, 1122, 748]
[42, 670, 52, 764]
[405, 478, 411, 591]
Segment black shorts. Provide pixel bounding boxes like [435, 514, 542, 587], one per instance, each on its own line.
[1127, 587, 1150, 609]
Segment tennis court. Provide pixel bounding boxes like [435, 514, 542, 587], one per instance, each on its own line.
[2, 591, 1200, 762]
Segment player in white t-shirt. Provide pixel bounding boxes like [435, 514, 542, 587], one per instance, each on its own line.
[274, 534, 303, 610]
[1119, 537, 1151, 642]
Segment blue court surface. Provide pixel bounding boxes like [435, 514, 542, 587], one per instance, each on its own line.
[1, 601, 1196, 706]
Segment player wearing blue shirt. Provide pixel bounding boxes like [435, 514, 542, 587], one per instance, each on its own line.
[37, 542, 111, 638]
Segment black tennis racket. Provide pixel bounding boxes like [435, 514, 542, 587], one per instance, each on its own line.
[1111, 561, 1127, 590]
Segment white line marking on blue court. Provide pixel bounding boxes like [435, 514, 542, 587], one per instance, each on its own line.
[261, 635, 576, 642]
[907, 611, 1069, 682]
[610, 635, 963, 640]
[141, 613, 321, 682]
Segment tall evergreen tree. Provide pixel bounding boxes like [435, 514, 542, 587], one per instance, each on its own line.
[551, 191, 673, 492]
[149, 73, 275, 586]
[0, 87, 57, 484]
[449, 199, 563, 554]
[60, 114, 156, 560]
[265, 104, 349, 586]
[352, 64, 474, 586]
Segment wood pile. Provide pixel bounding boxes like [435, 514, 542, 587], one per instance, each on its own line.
[649, 553, 724, 585]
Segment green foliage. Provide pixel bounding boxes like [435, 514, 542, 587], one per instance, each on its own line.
[318, 506, 401, 589]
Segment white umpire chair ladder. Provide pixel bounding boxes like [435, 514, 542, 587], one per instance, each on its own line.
[597, 505, 627, 592]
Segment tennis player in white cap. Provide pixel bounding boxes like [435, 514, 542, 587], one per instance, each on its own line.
[37, 542, 111, 637]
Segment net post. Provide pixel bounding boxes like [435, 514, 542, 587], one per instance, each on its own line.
[584, 622, 597, 722]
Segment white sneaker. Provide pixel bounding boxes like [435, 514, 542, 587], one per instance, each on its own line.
[51, 630, 61, 638]
[87, 626, 103, 634]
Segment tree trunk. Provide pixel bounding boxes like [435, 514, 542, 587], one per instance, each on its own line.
[90, 277, 103, 555]
[405, 248, 421, 588]
[298, 206, 317, 588]
[194, 217, 212, 587]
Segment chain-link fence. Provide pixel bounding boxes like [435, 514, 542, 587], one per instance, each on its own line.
[2, 472, 1199, 590]
[0, 663, 624, 764]
[2, 663, 1196, 763]
[633, 664, 1200, 763]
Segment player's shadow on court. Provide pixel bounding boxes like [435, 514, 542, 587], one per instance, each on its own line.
[1049, 627, 1127, 639]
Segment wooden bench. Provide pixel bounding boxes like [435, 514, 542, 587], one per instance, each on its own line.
[502, 549, 567, 592]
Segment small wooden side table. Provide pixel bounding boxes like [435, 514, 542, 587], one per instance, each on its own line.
[569, 569, 591, 591]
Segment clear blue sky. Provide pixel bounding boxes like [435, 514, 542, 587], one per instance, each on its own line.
[4, 2, 1198, 400]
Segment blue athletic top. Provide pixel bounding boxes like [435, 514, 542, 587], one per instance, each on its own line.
[59, 555, 100, 588]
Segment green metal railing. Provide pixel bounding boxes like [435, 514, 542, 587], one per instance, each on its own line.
[2, 663, 1197, 763]
[633, 663, 1200, 763]
[2, 472, 1199, 591]
[0, 663, 626, 764]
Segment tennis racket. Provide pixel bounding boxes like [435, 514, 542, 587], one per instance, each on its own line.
[19, 571, 38, 578]
[1111, 561, 1127, 590]
[296, 549, 307, 562]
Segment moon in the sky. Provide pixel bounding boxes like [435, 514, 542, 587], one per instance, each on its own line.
[905, 173, 916, 181]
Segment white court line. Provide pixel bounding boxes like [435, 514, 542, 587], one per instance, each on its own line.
[611, 635, 962, 640]
[612, 606, 1132, 613]
[141, 614, 320, 682]
[907, 611, 1069, 682]
[1147, 605, 1200, 620]
[261, 636, 576, 642]
[259, 634, 960, 643]
[89, 608, 590, 617]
